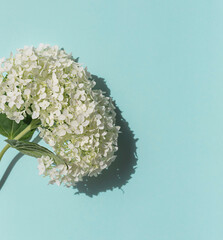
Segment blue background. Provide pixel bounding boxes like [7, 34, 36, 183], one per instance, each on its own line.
[0, 0, 223, 239]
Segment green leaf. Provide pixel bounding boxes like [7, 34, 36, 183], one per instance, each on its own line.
[5, 139, 67, 166]
[0, 114, 35, 141]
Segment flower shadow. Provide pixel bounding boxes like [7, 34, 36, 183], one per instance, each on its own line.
[0, 134, 42, 191]
[74, 75, 138, 197]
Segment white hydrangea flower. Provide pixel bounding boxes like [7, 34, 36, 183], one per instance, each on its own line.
[0, 44, 120, 187]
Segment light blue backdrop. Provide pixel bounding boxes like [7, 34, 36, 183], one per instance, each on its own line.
[0, 0, 223, 239]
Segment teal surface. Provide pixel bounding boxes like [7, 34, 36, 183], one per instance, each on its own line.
[0, 0, 223, 239]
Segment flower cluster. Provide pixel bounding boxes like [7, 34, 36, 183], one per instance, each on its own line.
[0, 44, 119, 187]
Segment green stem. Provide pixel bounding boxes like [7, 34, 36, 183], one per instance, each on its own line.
[0, 144, 10, 161]
[0, 119, 40, 161]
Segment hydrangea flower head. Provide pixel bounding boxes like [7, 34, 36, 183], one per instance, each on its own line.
[0, 44, 120, 187]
